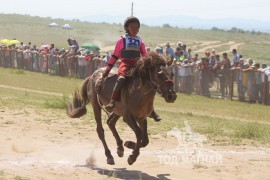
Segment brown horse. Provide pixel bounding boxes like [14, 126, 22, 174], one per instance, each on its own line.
[67, 52, 177, 165]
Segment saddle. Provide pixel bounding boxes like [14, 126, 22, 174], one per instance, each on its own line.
[95, 72, 122, 102]
[95, 65, 139, 103]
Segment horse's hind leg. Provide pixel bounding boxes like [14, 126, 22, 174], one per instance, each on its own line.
[107, 113, 124, 157]
[93, 105, 115, 165]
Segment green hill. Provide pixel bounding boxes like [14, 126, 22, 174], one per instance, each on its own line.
[1, 13, 270, 63]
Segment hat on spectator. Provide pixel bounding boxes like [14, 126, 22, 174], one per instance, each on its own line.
[177, 41, 183, 47]
[247, 58, 253, 64]
[244, 62, 250, 67]
[166, 42, 170, 46]
[239, 58, 244, 63]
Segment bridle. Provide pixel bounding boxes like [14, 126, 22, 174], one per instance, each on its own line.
[144, 68, 174, 95]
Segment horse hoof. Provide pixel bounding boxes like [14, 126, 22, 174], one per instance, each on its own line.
[127, 156, 136, 165]
[107, 158, 115, 165]
[117, 149, 124, 157]
[124, 141, 136, 150]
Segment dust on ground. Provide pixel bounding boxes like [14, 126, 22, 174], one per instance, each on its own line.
[0, 107, 269, 180]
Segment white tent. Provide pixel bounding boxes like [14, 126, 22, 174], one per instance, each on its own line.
[62, 24, 72, 29]
[48, 22, 59, 27]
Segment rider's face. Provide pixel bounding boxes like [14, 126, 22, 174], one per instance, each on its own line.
[126, 22, 139, 37]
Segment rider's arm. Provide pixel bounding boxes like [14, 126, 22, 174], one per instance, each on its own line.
[103, 39, 124, 77]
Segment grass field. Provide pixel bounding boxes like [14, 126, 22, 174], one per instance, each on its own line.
[1, 67, 269, 146]
[1, 14, 270, 64]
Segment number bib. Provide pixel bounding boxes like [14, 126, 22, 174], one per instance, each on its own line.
[121, 34, 141, 60]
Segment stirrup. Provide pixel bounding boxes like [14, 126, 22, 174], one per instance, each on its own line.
[105, 101, 115, 111]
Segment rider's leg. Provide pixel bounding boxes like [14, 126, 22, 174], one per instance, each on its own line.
[105, 76, 125, 111]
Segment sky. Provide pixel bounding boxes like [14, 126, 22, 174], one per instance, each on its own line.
[1, 0, 270, 22]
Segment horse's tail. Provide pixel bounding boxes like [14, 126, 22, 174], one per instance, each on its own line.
[67, 77, 90, 118]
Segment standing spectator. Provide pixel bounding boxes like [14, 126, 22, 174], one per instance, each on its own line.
[23, 46, 32, 70]
[165, 42, 175, 61]
[182, 44, 188, 59]
[243, 61, 256, 103]
[98, 55, 107, 68]
[208, 54, 216, 87]
[178, 61, 185, 93]
[254, 63, 262, 103]
[177, 41, 183, 51]
[211, 49, 216, 56]
[231, 49, 240, 66]
[146, 47, 151, 53]
[174, 46, 181, 61]
[187, 48, 192, 60]
[213, 54, 221, 93]
[220, 53, 231, 98]
[260, 64, 268, 103]
[209, 54, 216, 68]
[183, 59, 193, 94]
[199, 58, 210, 97]
[28, 42, 32, 48]
[104, 51, 111, 65]
[85, 50, 94, 77]
[247, 58, 254, 66]
[173, 50, 183, 92]
[193, 53, 199, 63]
[19, 42, 24, 49]
[264, 66, 270, 104]
[205, 51, 210, 60]
[77, 51, 87, 79]
[155, 47, 163, 56]
[3, 46, 11, 67]
[234, 58, 246, 101]
[164, 50, 172, 66]
[16, 47, 23, 69]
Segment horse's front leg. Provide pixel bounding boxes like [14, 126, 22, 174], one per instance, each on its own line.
[124, 119, 148, 149]
[125, 115, 142, 165]
[93, 104, 115, 165]
[107, 113, 124, 157]
[140, 119, 149, 148]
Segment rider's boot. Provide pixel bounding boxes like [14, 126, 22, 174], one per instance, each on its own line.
[105, 76, 125, 112]
[149, 110, 162, 122]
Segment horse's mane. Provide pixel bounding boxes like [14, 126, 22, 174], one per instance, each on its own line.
[126, 52, 166, 93]
[130, 51, 166, 79]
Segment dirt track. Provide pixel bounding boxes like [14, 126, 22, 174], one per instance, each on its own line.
[0, 107, 270, 180]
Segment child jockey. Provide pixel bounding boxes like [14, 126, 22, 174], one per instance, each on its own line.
[102, 16, 161, 121]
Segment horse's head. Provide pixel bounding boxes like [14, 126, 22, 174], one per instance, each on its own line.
[144, 52, 177, 103]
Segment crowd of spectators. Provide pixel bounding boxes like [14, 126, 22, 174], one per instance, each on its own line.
[1, 40, 270, 104]
[154, 41, 270, 104]
[0, 42, 111, 79]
